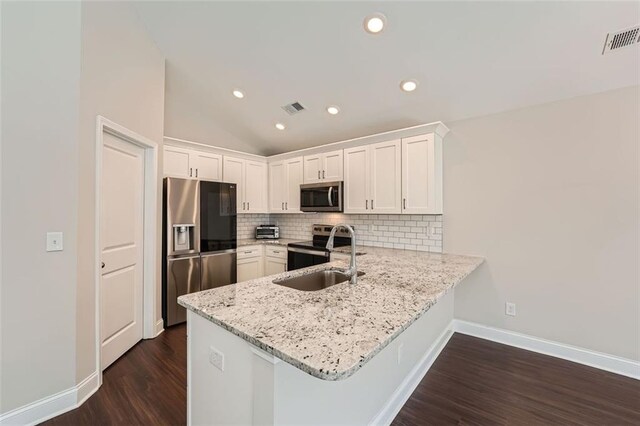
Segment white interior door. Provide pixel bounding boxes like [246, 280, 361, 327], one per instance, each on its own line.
[100, 132, 145, 370]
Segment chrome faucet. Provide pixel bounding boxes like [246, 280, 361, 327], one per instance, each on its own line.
[326, 224, 358, 284]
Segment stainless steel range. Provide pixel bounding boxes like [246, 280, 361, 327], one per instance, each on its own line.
[287, 224, 353, 271]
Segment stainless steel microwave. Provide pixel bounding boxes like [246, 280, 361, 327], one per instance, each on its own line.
[300, 182, 343, 212]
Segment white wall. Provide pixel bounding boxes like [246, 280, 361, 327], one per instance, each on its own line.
[446, 86, 639, 361]
[0, 0, 165, 416]
[76, 1, 166, 383]
[0, 1, 81, 412]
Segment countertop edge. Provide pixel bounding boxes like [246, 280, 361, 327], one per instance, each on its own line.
[178, 255, 484, 381]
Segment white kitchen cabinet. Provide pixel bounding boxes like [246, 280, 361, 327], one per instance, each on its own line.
[401, 134, 443, 214]
[264, 245, 287, 275]
[192, 151, 222, 181]
[237, 245, 264, 282]
[303, 150, 343, 183]
[164, 146, 222, 181]
[344, 140, 401, 214]
[269, 157, 303, 213]
[164, 146, 192, 179]
[223, 156, 268, 214]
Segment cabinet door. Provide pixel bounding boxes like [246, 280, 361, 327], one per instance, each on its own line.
[303, 154, 323, 183]
[323, 150, 343, 181]
[164, 146, 192, 178]
[269, 161, 286, 212]
[343, 146, 370, 214]
[223, 156, 245, 211]
[264, 257, 286, 276]
[402, 134, 441, 214]
[237, 257, 263, 282]
[193, 151, 222, 181]
[285, 157, 303, 213]
[370, 140, 401, 214]
[245, 161, 268, 213]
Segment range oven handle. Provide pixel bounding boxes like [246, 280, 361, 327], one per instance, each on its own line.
[287, 247, 330, 257]
[328, 186, 333, 207]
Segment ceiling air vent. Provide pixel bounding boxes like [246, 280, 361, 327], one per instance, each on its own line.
[602, 25, 640, 54]
[282, 101, 306, 115]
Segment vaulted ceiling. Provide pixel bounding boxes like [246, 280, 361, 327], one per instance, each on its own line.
[134, 1, 639, 155]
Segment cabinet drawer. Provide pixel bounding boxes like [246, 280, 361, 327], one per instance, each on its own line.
[237, 246, 263, 259]
[265, 245, 287, 259]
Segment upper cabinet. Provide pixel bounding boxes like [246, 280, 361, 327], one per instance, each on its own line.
[164, 146, 222, 181]
[223, 156, 268, 214]
[401, 134, 443, 214]
[269, 157, 303, 213]
[344, 140, 401, 214]
[303, 150, 343, 183]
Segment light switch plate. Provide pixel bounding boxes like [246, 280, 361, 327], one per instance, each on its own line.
[46, 232, 64, 252]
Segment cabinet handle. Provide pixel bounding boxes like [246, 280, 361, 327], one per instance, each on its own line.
[403, 198, 406, 209]
[243, 202, 246, 210]
[189, 168, 193, 177]
[101, 262, 105, 269]
[318, 170, 321, 179]
[366, 200, 368, 210]
[247, 202, 250, 210]
[322, 170, 325, 179]
[371, 199, 374, 210]
[244, 251, 252, 254]
[195, 168, 198, 178]
[282, 202, 284, 210]
[285, 202, 288, 210]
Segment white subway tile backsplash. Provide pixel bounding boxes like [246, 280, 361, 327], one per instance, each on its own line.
[269, 213, 443, 253]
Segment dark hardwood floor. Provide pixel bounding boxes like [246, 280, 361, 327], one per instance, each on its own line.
[44, 327, 640, 425]
[44, 324, 186, 426]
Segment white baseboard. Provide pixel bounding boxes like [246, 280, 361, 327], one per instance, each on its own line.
[371, 322, 455, 426]
[154, 319, 164, 338]
[0, 371, 100, 426]
[452, 319, 640, 380]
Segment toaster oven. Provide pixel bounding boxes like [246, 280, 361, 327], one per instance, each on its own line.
[255, 225, 279, 239]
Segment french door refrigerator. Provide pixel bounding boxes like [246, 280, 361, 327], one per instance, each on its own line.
[163, 178, 237, 327]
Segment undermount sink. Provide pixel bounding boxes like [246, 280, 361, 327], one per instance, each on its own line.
[273, 268, 365, 292]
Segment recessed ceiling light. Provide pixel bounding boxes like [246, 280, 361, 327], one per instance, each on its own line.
[232, 89, 244, 99]
[364, 13, 386, 34]
[400, 79, 418, 92]
[327, 106, 340, 115]
[275, 123, 286, 130]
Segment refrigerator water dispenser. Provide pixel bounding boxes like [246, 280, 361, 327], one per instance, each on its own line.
[173, 224, 194, 252]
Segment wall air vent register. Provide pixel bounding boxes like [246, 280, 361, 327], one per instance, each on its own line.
[602, 25, 640, 54]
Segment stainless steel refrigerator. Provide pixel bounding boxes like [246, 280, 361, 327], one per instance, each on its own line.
[163, 178, 237, 327]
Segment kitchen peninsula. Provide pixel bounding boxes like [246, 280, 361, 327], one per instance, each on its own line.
[179, 247, 482, 425]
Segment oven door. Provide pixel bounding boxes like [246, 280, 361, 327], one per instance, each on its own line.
[287, 247, 330, 271]
[300, 182, 343, 212]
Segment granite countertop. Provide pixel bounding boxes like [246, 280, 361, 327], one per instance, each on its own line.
[237, 238, 300, 248]
[178, 247, 483, 381]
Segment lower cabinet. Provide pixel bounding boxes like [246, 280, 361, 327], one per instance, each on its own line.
[264, 245, 287, 275]
[237, 246, 264, 282]
[236, 245, 288, 282]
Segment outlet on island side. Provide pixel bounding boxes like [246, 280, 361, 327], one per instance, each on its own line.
[209, 346, 225, 371]
[505, 302, 516, 317]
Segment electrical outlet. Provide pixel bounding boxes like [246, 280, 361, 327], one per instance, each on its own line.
[209, 346, 225, 371]
[46, 232, 64, 252]
[505, 302, 516, 316]
[397, 342, 404, 365]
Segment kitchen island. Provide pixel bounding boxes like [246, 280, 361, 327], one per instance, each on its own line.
[179, 248, 483, 425]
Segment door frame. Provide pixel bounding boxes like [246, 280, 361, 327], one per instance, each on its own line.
[94, 116, 159, 383]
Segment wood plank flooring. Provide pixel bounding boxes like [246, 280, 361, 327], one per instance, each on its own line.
[44, 327, 640, 425]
